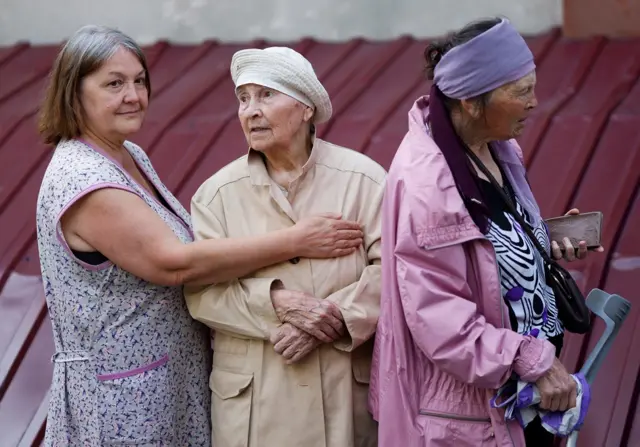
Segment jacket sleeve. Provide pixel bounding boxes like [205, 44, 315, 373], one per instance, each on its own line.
[324, 176, 383, 352]
[325, 256, 381, 352]
[183, 192, 281, 340]
[395, 215, 555, 388]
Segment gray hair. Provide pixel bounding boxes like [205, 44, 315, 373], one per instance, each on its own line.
[38, 25, 151, 145]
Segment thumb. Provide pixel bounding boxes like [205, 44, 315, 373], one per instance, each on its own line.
[564, 208, 580, 216]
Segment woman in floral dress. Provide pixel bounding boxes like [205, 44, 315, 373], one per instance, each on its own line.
[36, 25, 363, 446]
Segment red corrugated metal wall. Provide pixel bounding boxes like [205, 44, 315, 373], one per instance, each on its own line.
[564, 0, 640, 38]
[0, 31, 638, 446]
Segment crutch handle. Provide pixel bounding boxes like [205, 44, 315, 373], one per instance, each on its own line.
[563, 289, 632, 447]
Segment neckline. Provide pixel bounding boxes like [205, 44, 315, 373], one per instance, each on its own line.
[76, 138, 193, 237]
[247, 136, 321, 187]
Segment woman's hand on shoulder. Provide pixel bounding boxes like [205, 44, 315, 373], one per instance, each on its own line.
[550, 208, 605, 262]
[292, 213, 363, 259]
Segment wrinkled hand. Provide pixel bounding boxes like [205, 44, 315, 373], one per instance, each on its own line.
[270, 323, 322, 364]
[550, 208, 605, 262]
[270, 287, 345, 343]
[293, 213, 363, 259]
[535, 358, 578, 412]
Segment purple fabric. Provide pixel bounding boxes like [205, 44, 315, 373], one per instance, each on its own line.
[489, 381, 517, 409]
[514, 221, 523, 233]
[517, 386, 535, 407]
[506, 286, 524, 302]
[543, 410, 564, 432]
[491, 372, 591, 437]
[540, 373, 591, 433]
[433, 18, 536, 100]
[428, 84, 491, 232]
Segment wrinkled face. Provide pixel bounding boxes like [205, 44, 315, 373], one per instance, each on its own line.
[466, 71, 538, 140]
[236, 84, 313, 153]
[79, 46, 148, 141]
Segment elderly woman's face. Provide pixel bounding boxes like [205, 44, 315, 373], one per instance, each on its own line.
[474, 71, 537, 140]
[79, 47, 148, 141]
[236, 84, 313, 152]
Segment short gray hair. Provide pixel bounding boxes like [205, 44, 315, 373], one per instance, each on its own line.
[38, 25, 151, 145]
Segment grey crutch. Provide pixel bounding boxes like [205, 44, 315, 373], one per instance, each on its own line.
[566, 288, 632, 447]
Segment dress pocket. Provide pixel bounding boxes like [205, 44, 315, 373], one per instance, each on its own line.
[210, 367, 254, 447]
[96, 354, 173, 445]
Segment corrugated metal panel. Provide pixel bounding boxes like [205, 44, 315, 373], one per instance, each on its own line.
[0, 31, 638, 447]
[564, 0, 640, 38]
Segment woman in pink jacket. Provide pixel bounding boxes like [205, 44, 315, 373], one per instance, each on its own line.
[369, 17, 601, 447]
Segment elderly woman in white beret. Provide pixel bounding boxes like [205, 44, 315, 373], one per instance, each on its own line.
[184, 47, 384, 447]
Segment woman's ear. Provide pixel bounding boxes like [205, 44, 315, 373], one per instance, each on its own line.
[303, 106, 314, 123]
[460, 98, 483, 120]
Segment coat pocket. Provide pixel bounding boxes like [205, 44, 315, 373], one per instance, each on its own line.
[96, 354, 173, 445]
[418, 410, 496, 447]
[210, 368, 254, 447]
[352, 338, 374, 385]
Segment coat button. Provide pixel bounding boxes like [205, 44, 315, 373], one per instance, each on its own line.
[289, 257, 300, 264]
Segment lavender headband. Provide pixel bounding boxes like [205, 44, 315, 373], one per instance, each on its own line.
[433, 18, 535, 100]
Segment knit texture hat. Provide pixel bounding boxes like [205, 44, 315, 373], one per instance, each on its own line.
[230, 47, 333, 124]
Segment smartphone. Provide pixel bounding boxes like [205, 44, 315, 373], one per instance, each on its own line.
[544, 211, 603, 250]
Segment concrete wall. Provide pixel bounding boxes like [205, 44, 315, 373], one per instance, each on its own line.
[0, 0, 562, 45]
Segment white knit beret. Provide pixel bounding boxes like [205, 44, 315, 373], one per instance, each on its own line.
[230, 46, 333, 124]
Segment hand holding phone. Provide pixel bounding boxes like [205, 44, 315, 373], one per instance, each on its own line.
[544, 210, 604, 261]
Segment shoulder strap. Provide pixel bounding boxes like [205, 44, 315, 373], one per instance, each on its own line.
[465, 147, 552, 263]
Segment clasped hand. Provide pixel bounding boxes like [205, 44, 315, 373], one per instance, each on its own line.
[535, 358, 578, 412]
[269, 287, 345, 364]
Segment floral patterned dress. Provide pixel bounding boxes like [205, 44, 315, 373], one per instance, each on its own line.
[36, 139, 211, 446]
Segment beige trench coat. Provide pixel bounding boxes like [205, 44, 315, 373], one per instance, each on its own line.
[184, 138, 384, 447]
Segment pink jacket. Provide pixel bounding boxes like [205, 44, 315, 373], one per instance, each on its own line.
[368, 96, 556, 447]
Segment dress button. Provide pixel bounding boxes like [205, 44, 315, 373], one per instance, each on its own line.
[289, 257, 300, 264]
